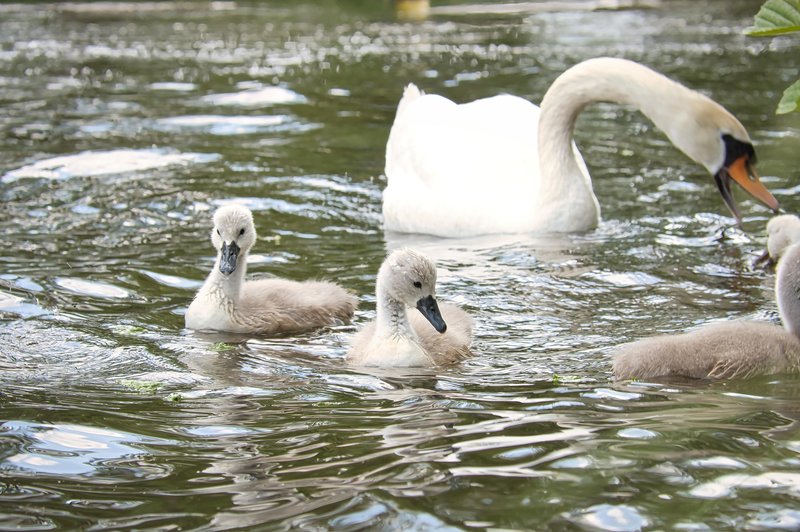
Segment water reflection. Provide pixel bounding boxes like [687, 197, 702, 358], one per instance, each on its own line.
[1, 421, 173, 480]
[1, 149, 219, 183]
[155, 114, 294, 135]
[199, 86, 306, 107]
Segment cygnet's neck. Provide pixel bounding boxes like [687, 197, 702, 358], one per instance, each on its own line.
[375, 282, 416, 340]
[204, 249, 247, 302]
[535, 58, 702, 229]
[776, 245, 800, 339]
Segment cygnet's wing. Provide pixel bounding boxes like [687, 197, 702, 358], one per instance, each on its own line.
[410, 302, 473, 365]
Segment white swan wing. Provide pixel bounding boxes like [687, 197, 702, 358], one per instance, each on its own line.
[383, 87, 546, 236]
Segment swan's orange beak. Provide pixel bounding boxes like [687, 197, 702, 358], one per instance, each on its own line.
[729, 156, 779, 211]
[715, 155, 779, 224]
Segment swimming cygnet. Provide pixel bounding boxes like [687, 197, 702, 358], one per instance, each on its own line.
[346, 248, 473, 367]
[754, 214, 800, 268]
[185, 204, 357, 334]
[613, 243, 800, 381]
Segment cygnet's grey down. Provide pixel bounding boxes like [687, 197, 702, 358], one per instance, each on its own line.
[754, 214, 800, 268]
[613, 243, 800, 381]
[346, 248, 473, 367]
[185, 204, 357, 334]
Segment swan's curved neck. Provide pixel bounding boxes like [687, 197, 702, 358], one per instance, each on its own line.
[776, 245, 800, 339]
[536, 58, 700, 228]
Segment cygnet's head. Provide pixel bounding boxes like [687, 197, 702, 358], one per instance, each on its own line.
[210, 204, 257, 275]
[671, 95, 778, 222]
[378, 248, 447, 333]
[754, 214, 800, 269]
[767, 214, 800, 261]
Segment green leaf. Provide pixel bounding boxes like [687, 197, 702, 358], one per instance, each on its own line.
[118, 379, 162, 393]
[746, 0, 800, 36]
[777, 79, 800, 113]
[210, 342, 235, 352]
[111, 324, 146, 335]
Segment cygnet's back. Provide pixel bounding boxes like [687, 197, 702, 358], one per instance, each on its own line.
[234, 278, 358, 334]
[346, 248, 473, 367]
[613, 321, 800, 380]
[613, 243, 800, 381]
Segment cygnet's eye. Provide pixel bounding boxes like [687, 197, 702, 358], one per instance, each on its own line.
[239, 228, 245, 236]
[216, 229, 221, 236]
[413, 281, 422, 289]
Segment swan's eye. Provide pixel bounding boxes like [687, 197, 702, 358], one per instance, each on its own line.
[216, 229, 221, 236]
[239, 228, 245, 236]
[413, 281, 422, 289]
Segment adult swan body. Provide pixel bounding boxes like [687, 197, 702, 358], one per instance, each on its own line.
[383, 57, 779, 237]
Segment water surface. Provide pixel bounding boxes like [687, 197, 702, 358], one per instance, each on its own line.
[2, 0, 800, 529]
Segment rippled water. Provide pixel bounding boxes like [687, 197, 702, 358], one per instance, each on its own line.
[2, 0, 800, 529]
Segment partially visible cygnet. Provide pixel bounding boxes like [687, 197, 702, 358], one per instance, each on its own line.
[754, 214, 800, 268]
[186, 204, 357, 334]
[613, 243, 800, 381]
[346, 248, 473, 367]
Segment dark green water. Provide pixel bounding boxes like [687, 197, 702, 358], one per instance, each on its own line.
[2, 0, 800, 529]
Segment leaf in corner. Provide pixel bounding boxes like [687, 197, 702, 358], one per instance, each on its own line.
[777, 79, 800, 114]
[746, 0, 800, 36]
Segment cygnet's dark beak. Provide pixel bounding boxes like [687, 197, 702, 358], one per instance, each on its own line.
[753, 248, 776, 270]
[219, 241, 240, 275]
[416, 295, 447, 334]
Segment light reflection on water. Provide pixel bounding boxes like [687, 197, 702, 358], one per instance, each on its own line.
[1, 421, 174, 480]
[1, 0, 800, 529]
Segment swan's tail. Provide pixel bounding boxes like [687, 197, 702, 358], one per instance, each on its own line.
[403, 83, 424, 99]
[385, 83, 426, 189]
[396, 83, 424, 116]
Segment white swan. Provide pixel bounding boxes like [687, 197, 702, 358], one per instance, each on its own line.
[613, 243, 800, 381]
[755, 214, 800, 268]
[185, 205, 357, 334]
[383, 57, 779, 237]
[346, 248, 473, 367]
